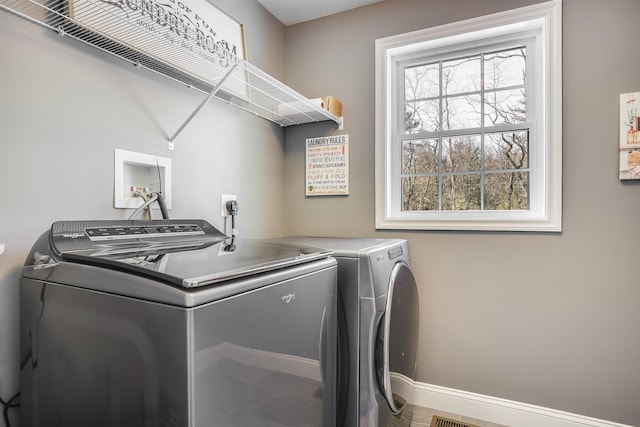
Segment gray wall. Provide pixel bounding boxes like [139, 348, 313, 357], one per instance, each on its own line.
[284, 0, 640, 425]
[0, 1, 285, 425]
[3, 0, 640, 425]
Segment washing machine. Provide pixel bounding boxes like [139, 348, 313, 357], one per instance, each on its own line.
[20, 219, 337, 427]
[276, 237, 420, 427]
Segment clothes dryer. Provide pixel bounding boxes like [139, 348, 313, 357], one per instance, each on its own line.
[20, 220, 337, 427]
[277, 237, 420, 427]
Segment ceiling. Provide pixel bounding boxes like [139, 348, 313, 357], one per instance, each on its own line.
[255, 0, 383, 26]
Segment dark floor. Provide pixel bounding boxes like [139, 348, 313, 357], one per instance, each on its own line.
[203, 357, 507, 427]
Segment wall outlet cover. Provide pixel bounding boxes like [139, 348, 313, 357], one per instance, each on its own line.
[220, 194, 237, 217]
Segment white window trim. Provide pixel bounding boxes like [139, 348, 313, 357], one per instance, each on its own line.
[374, 0, 562, 232]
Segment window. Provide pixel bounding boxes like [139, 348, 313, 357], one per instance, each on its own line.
[375, 1, 561, 231]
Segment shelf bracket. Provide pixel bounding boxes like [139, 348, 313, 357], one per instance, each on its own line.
[168, 62, 239, 150]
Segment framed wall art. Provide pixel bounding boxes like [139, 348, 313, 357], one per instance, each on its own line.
[306, 135, 350, 196]
[65, 0, 247, 96]
[619, 92, 640, 180]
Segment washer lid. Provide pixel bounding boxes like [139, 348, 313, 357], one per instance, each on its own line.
[44, 220, 331, 288]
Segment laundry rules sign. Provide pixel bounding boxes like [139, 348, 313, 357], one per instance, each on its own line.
[306, 135, 349, 196]
[68, 0, 246, 94]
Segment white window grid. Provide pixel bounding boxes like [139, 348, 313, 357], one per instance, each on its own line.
[397, 43, 533, 212]
[375, 0, 562, 231]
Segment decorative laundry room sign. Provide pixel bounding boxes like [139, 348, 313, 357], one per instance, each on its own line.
[620, 92, 640, 180]
[66, 0, 246, 93]
[306, 135, 349, 196]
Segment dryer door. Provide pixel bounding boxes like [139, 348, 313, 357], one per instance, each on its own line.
[375, 261, 420, 414]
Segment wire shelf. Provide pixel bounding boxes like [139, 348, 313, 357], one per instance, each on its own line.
[0, 0, 341, 137]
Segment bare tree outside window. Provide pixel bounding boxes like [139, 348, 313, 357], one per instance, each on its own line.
[376, 2, 561, 231]
[401, 46, 529, 212]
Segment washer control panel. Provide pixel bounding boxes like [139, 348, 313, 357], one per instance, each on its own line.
[49, 219, 226, 259]
[85, 224, 204, 241]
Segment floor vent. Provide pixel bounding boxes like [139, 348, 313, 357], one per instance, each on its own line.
[431, 415, 481, 427]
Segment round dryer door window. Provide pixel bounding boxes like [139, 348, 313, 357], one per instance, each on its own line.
[375, 262, 420, 414]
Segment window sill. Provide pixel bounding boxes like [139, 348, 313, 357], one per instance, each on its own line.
[375, 211, 562, 232]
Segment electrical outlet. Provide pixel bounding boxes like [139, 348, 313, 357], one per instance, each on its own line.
[220, 194, 237, 217]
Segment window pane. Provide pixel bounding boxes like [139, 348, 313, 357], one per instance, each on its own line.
[442, 135, 481, 173]
[442, 55, 481, 96]
[405, 63, 439, 100]
[442, 94, 481, 130]
[484, 172, 529, 210]
[485, 131, 529, 171]
[484, 47, 526, 90]
[441, 174, 481, 210]
[402, 139, 439, 174]
[376, 1, 561, 229]
[405, 100, 440, 133]
[402, 176, 439, 211]
[484, 88, 526, 126]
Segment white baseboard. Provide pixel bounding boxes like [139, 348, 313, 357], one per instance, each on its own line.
[410, 382, 633, 427]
